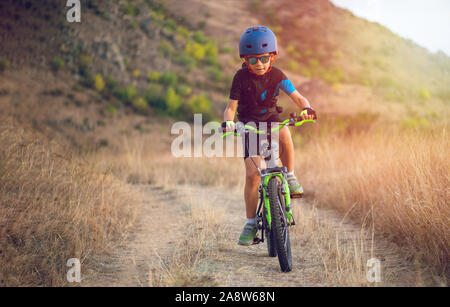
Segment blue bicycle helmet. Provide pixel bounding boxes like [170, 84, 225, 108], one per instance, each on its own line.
[239, 26, 278, 58]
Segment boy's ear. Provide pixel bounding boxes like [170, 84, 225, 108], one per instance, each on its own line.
[270, 54, 277, 64]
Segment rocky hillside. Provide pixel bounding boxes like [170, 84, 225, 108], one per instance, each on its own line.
[1, 0, 449, 132]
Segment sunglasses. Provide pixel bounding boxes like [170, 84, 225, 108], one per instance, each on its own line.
[246, 55, 271, 65]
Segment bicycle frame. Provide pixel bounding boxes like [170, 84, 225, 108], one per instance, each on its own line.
[237, 127, 293, 245]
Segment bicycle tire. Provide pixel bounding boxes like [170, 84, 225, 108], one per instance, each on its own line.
[268, 176, 292, 272]
[263, 206, 277, 257]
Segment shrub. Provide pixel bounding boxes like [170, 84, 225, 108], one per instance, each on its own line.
[174, 53, 196, 70]
[288, 60, 299, 72]
[120, 4, 140, 16]
[188, 95, 211, 114]
[159, 72, 178, 86]
[383, 88, 406, 102]
[192, 31, 207, 44]
[207, 67, 222, 82]
[144, 84, 164, 108]
[205, 55, 219, 67]
[128, 20, 138, 29]
[78, 55, 91, 77]
[176, 26, 190, 38]
[321, 66, 344, 85]
[304, 49, 313, 57]
[132, 97, 149, 114]
[0, 58, 10, 72]
[158, 40, 175, 57]
[94, 74, 105, 92]
[147, 71, 161, 82]
[286, 44, 296, 55]
[185, 42, 206, 60]
[360, 78, 372, 86]
[106, 103, 118, 115]
[197, 20, 206, 30]
[401, 117, 430, 130]
[309, 58, 319, 68]
[51, 57, 65, 72]
[164, 18, 177, 31]
[124, 85, 138, 102]
[204, 42, 218, 57]
[164, 87, 182, 113]
[417, 88, 431, 100]
[220, 46, 232, 54]
[105, 76, 118, 92]
[300, 67, 312, 78]
[79, 55, 92, 67]
[176, 84, 192, 97]
[133, 69, 141, 78]
[115, 85, 138, 105]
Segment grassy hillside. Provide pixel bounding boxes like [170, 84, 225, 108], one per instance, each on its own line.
[249, 0, 450, 125]
[0, 0, 448, 284]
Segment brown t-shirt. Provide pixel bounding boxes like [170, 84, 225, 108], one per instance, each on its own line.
[229, 64, 296, 123]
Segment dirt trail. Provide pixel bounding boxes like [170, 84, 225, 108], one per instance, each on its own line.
[83, 183, 437, 287]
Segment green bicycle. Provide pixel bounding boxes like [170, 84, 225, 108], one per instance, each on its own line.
[222, 111, 315, 272]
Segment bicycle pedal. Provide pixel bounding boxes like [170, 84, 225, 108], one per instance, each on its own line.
[290, 193, 303, 199]
[252, 237, 261, 245]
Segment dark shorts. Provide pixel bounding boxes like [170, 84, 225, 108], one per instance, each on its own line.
[241, 114, 281, 160]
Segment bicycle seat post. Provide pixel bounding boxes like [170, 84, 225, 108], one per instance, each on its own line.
[263, 126, 279, 169]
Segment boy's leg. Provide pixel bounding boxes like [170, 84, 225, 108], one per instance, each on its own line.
[238, 156, 261, 245]
[244, 156, 262, 218]
[278, 126, 303, 197]
[278, 126, 294, 172]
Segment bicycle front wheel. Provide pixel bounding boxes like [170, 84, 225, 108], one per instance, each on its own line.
[268, 176, 292, 272]
[263, 206, 277, 258]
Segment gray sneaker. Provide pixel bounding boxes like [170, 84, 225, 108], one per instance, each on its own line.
[287, 174, 303, 198]
[238, 223, 258, 246]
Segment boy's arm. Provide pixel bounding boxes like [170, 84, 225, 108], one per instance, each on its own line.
[288, 90, 316, 120]
[288, 90, 311, 109]
[223, 99, 238, 122]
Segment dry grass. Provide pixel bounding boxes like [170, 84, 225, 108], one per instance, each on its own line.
[95, 134, 246, 192]
[291, 203, 372, 286]
[297, 126, 449, 277]
[149, 191, 228, 286]
[95, 123, 448, 284]
[0, 117, 138, 286]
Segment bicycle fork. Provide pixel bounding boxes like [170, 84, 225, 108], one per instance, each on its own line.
[253, 176, 296, 245]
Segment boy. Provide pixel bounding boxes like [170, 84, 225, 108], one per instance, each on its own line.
[222, 26, 317, 246]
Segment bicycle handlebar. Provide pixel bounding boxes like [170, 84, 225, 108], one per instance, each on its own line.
[222, 110, 316, 138]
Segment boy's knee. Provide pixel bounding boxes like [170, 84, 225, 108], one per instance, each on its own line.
[245, 173, 260, 184]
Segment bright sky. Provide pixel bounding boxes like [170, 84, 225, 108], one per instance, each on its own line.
[330, 0, 450, 56]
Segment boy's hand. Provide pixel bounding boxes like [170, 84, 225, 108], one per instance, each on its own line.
[221, 120, 235, 132]
[300, 107, 317, 120]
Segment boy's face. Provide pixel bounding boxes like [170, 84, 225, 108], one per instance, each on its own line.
[245, 53, 274, 75]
